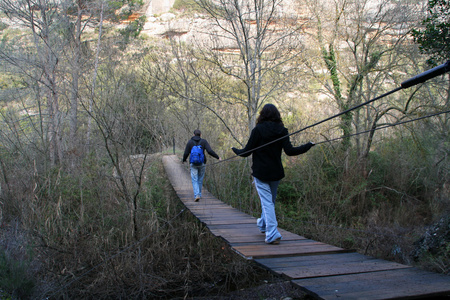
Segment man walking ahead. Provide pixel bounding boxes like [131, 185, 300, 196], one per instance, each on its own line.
[182, 130, 220, 202]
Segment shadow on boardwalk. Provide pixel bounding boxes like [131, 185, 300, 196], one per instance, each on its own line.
[163, 155, 450, 300]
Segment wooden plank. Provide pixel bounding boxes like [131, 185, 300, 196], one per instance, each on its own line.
[185, 205, 233, 211]
[201, 218, 257, 226]
[197, 215, 254, 221]
[190, 209, 258, 226]
[220, 232, 307, 243]
[206, 224, 308, 243]
[183, 199, 228, 205]
[255, 253, 411, 279]
[193, 212, 252, 219]
[293, 268, 450, 300]
[185, 207, 238, 216]
[208, 229, 265, 242]
[186, 203, 235, 209]
[207, 223, 260, 230]
[256, 252, 367, 267]
[232, 240, 346, 259]
[192, 210, 252, 217]
[263, 258, 410, 279]
[208, 230, 306, 244]
[221, 233, 270, 243]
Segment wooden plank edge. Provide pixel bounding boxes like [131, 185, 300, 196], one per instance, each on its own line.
[290, 268, 450, 300]
[241, 248, 354, 261]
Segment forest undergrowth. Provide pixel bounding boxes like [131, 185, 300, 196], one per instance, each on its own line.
[0, 129, 449, 299]
[0, 154, 309, 299]
[1, 0, 449, 297]
[206, 134, 450, 277]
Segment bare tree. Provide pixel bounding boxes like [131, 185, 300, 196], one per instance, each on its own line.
[143, 0, 306, 143]
[0, 0, 65, 165]
[194, 0, 308, 133]
[305, 0, 422, 170]
[0, 0, 145, 166]
[85, 54, 167, 239]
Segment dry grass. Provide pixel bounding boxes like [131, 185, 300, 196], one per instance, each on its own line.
[0, 127, 448, 298]
[207, 142, 449, 275]
[0, 154, 294, 299]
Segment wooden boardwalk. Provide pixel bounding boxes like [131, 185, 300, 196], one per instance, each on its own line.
[162, 155, 450, 299]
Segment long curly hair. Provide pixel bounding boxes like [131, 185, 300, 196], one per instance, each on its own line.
[256, 104, 283, 125]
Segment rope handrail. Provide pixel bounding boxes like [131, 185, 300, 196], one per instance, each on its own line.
[208, 60, 450, 166]
[315, 110, 450, 145]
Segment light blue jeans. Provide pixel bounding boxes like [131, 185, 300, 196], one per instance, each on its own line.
[254, 177, 282, 243]
[190, 163, 206, 199]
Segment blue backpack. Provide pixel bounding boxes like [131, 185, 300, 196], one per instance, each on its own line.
[189, 141, 205, 165]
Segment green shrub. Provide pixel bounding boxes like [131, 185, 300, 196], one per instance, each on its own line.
[172, 0, 202, 13]
[277, 181, 303, 204]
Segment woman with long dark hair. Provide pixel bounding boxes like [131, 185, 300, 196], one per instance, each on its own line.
[232, 104, 314, 244]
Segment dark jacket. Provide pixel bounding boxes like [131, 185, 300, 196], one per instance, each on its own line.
[183, 136, 220, 163]
[232, 121, 314, 181]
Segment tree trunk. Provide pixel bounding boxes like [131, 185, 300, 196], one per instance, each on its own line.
[69, 2, 83, 161]
[87, 2, 104, 152]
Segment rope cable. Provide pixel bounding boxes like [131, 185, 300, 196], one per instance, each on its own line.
[209, 104, 449, 166]
[218, 87, 402, 163]
[315, 110, 450, 145]
[208, 60, 450, 166]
